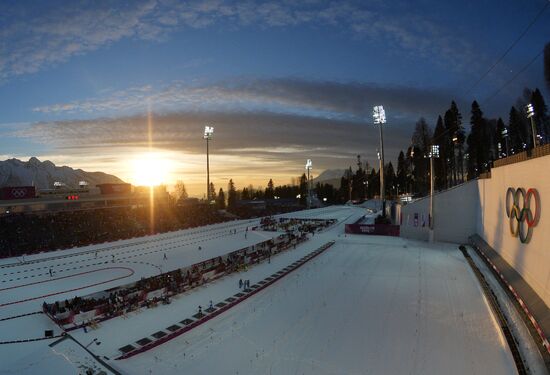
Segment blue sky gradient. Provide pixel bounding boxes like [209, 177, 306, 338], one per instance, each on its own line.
[0, 0, 549, 194]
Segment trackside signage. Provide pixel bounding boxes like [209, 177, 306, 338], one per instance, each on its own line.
[345, 224, 400, 236]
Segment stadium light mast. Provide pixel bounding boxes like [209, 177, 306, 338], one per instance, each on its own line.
[203, 126, 214, 202]
[428, 144, 440, 243]
[373, 105, 386, 217]
[501, 127, 509, 156]
[305, 159, 312, 209]
[526, 103, 537, 149]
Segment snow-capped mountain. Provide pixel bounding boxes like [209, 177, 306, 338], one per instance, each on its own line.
[0, 157, 124, 189]
[312, 169, 345, 188]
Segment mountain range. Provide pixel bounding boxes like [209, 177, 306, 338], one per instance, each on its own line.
[0, 157, 124, 189]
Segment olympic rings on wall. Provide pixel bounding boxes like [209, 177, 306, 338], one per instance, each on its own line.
[505, 187, 540, 244]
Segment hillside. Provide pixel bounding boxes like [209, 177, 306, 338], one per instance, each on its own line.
[0, 157, 124, 189]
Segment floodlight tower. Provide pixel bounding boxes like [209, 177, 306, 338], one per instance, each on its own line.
[501, 127, 510, 156]
[428, 144, 440, 243]
[305, 159, 312, 209]
[203, 126, 214, 202]
[373, 105, 386, 216]
[526, 104, 537, 149]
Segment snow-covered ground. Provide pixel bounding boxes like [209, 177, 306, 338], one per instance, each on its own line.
[112, 236, 517, 375]
[0, 205, 520, 374]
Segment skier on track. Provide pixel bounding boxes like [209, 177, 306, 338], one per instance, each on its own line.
[239, 279, 243, 288]
[163, 253, 167, 261]
[111, 254, 115, 263]
[49, 268, 53, 277]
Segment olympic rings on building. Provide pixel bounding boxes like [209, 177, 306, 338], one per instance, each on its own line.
[505, 187, 540, 244]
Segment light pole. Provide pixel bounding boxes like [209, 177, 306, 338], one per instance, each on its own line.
[526, 104, 537, 149]
[305, 159, 312, 209]
[203, 126, 214, 202]
[373, 105, 386, 217]
[429, 144, 440, 243]
[501, 127, 509, 156]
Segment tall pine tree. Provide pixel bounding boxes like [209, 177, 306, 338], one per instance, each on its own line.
[396, 151, 408, 195]
[531, 88, 549, 144]
[508, 106, 527, 153]
[433, 116, 448, 189]
[467, 101, 492, 178]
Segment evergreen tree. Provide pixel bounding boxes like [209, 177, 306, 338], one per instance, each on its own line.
[486, 119, 499, 161]
[367, 168, 379, 199]
[265, 179, 275, 200]
[315, 182, 337, 204]
[466, 101, 492, 178]
[352, 155, 367, 200]
[396, 150, 407, 195]
[546, 42, 550, 91]
[508, 106, 527, 153]
[241, 187, 250, 200]
[173, 180, 188, 201]
[405, 146, 415, 195]
[411, 118, 432, 195]
[227, 179, 237, 208]
[531, 88, 549, 144]
[208, 182, 216, 202]
[216, 188, 226, 209]
[344, 167, 353, 202]
[432, 116, 448, 189]
[443, 101, 464, 185]
[299, 173, 307, 205]
[384, 162, 396, 198]
[412, 117, 432, 153]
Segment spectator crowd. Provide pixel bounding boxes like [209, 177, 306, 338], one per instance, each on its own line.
[0, 204, 229, 258]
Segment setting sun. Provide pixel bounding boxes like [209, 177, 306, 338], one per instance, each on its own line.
[131, 153, 173, 186]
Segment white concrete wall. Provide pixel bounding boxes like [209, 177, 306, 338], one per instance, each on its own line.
[400, 154, 550, 308]
[401, 180, 479, 243]
[477, 154, 550, 308]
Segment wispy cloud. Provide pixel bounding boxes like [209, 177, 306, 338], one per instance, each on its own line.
[12, 109, 412, 169]
[1, 0, 479, 80]
[32, 77, 462, 121]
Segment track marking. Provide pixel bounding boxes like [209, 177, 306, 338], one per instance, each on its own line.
[0, 267, 135, 307]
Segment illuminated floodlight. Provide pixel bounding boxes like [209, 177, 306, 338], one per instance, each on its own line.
[377, 150, 381, 160]
[452, 135, 458, 143]
[203, 126, 214, 140]
[373, 105, 386, 125]
[305, 159, 312, 170]
[526, 104, 535, 118]
[430, 145, 440, 158]
[501, 128, 508, 137]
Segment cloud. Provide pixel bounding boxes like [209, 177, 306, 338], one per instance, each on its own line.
[32, 77, 462, 121]
[14, 110, 412, 170]
[1, 0, 479, 80]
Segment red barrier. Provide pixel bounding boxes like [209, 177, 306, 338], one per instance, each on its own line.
[344, 224, 400, 236]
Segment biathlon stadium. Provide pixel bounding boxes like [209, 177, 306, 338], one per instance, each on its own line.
[1, 145, 550, 375]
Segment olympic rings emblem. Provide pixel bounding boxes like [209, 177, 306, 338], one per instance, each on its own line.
[11, 188, 26, 198]
[505, 187, 540, 244]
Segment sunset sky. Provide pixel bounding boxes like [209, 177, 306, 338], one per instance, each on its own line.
[1, 0, 549, 196]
